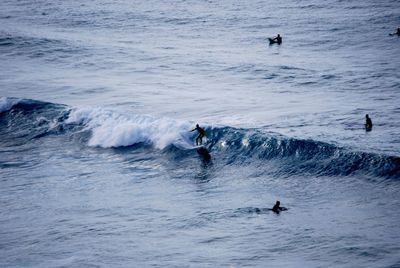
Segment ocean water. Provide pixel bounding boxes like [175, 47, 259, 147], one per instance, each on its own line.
[1, 0, 400, 267]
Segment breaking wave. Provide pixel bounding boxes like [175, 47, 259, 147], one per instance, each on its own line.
[1, 97, 399, 179]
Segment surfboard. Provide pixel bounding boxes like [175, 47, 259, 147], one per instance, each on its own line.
[268, 38, 281, 45]
[268, 38, 275, 44]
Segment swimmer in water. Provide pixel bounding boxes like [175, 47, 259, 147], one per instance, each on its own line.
[272, 34, 282, 44]
[365, 114, 373, 131]
[271, 200, 287, 213]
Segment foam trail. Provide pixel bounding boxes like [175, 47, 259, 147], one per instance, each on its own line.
[66, 107, 194, 149]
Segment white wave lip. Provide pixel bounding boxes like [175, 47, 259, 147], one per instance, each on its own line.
[0, 97, 20, 113]
[67, 107, 194, 149]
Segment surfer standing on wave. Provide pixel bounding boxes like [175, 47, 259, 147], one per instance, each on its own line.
[190, 124, 206, 146]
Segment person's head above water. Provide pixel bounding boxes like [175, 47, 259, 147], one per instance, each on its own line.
[271, 200, 281, 213]
[366, 114, 369, 118]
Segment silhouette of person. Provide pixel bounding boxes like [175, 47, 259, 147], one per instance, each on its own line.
[273, 34, 282, 44]
[190, 124, 206, 146]
[271, 200, 287, 213]
[365, 114, 373, 131]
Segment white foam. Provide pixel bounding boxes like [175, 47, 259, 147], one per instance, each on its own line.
[66, 106, 195, 149]
[0, 97, 20, 113]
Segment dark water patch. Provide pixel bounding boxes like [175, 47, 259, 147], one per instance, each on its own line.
[262, 73, 279, 80]
[0, 161, 27, 169]
[81, 87, 110, 95]
[296, 81, 318, 86]
[0, 32, 86, 60]
[0, 33, 59, 48]
[204, 127, 400, 179]
[278, 65, 307, 71]
[0, 98, 71, 144]
[163, 18, 191, 25]
[199, 235, 233, 244]
[321, 74, 338, 80]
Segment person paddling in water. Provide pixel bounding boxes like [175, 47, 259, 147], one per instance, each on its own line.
[271, 200, 287, 214]
[190, 124, 206, 146]
[272, 34, 282, 44]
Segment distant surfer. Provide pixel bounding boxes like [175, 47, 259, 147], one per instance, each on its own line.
[269, 34, 282, 45]
[271, 200, 287, 214]
[190, 124, 206, 146]
[365, 114, 373, 131]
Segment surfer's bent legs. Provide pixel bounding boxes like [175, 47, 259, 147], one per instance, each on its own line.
[196, 134, 204, 145]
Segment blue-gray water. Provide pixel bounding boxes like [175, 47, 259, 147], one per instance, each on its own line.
[1, 0, 400, 267]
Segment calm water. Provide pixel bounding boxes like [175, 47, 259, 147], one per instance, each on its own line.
[1, 0, 400, 267]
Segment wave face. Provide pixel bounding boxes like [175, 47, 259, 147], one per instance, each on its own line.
[0, 98, 70, 148]
[1, 98, 399, 179]
[205, 127, 400, 179]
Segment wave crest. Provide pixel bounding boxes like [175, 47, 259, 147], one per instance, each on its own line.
[66, 107, 194, 149]
[0, 97, 20, 113]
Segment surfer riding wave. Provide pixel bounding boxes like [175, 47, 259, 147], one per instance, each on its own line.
[190, 124, 206, 146]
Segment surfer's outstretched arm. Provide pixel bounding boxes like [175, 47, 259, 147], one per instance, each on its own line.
[190, 124, 200, 132]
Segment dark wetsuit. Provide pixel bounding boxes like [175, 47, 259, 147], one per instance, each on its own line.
[365, 116, 373, 131]
[271, 201, 287, 213]
[191, 125, 206, 145]
[275, 35, 282, 44]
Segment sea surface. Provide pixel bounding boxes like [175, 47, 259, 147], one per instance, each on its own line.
[1, 0, 400, 267]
